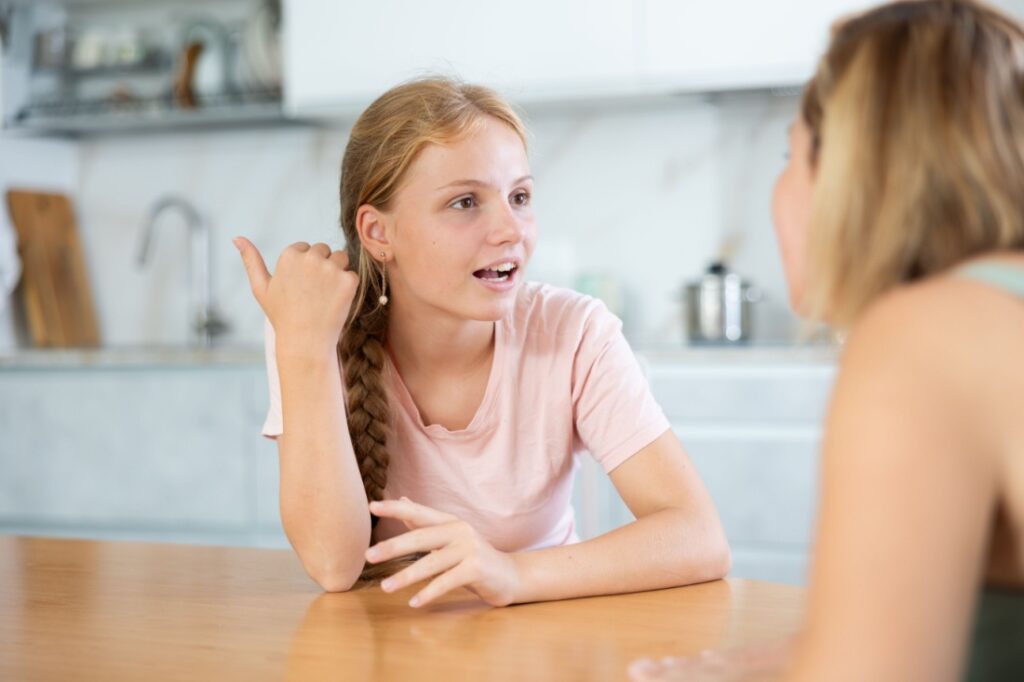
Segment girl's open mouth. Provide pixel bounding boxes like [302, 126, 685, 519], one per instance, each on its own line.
[473, 261, 518, 283]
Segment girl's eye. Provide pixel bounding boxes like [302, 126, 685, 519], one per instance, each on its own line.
[512, 191, 531, 206]
[450, 196, 476, 210]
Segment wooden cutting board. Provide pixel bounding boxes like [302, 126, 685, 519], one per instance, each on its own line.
[6, 190, 100, 347]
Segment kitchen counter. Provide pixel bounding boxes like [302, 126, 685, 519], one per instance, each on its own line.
[637, 342, 839, 367]
[0, 535, 805, 681]
[0, 342, 838, 370]
[0, 345, 264, 369]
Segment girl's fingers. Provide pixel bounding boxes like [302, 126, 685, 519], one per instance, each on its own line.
[328, 250, 349, 270]
[408, 561, 473, 608]
[380, 546, 460, 593]
[369, 498, 458, 529]
[309, 242, 331, 258]
[365, 522, 458, 563]
[233, 237, 271, 304]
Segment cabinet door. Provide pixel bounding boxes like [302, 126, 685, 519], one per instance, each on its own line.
[0, 369, 251, 531]
[284, 0, 635, 115]
[640, 0, 879, 90]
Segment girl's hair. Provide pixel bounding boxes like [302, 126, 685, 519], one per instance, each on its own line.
[337, 77, 527, 507]
[800, 0, 1024, 326]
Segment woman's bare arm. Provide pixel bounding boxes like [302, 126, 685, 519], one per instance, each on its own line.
[788, 285, 999, 682]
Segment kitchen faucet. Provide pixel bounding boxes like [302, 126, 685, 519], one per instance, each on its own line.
[137, 196, 229, 347]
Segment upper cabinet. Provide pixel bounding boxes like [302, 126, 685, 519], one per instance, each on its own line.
[283, 0, 878, 117]
[284, 0, 1024, 117]
[638, 1, 879, 91]
[282, 0, 637, 116]
[641, 0, 1024, 90]
[9, 1, 1024, 130]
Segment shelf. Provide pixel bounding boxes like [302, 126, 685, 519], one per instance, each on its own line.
[32, 57, 173, 80]
[9, 89, 294, 135]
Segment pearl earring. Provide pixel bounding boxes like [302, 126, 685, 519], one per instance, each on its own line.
[379, 251, 389, 306]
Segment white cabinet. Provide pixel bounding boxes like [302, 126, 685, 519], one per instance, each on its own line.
[285, 0, 1024, 116]
[639, 0, 879, 91]
[284, 0, 636, 116]
[640, 0, 1024, 91]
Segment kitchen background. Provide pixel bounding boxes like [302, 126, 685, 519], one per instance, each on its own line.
[2, 0, 1019, 585]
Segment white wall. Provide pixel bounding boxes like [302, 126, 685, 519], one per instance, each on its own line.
[70, 91, 801, 349]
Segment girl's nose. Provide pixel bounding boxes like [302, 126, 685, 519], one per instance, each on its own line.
[488, 204, 526, 245]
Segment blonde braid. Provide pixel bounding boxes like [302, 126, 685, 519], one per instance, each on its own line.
[339, 291, 390, 503]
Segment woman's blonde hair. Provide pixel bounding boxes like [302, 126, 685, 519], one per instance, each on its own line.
[337, 76, 526, 510]
[800, 0, 1024, 327]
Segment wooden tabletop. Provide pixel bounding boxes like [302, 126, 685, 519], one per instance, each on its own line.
[0, 535, 804, 681]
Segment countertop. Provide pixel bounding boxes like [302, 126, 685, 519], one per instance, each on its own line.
[0, 345, 265, 369]
[0, 535, 805, 681]
[0, 342, 838, 370]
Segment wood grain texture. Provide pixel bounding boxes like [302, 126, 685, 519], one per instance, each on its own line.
[6, 191, 100, 347]
[0, 535, 804, 681]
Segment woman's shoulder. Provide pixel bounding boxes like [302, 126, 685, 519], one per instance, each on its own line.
[850, 258, 1024, 353]
[838, 263, 1024, 416]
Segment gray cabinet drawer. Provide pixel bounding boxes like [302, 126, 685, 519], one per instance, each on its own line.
[648, 365, 835, 424]
[0, 369, 251, 528]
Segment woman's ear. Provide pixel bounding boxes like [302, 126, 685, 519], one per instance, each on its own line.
[355, 204, 391, 262]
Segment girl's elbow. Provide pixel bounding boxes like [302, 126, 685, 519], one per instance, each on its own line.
[706, 538, 732, 581]
[309, 559, 364, 593]
[685, 520, 732, 583]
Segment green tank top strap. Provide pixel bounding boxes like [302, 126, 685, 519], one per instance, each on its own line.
[964, 587, 1024, 682]
[957, 262, 1024, 298]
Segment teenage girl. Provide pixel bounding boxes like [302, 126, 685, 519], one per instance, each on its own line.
[235, 78, 730, 608]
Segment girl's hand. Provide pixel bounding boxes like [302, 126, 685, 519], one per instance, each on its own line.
[234, 237, 359, 356]
[365, 497, 521, 608]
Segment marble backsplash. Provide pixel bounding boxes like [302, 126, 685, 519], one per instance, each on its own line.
[2, 90, 803, 350]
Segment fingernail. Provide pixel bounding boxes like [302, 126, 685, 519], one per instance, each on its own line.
[365, 548, 379, 562]
[231, 237, 242, 252]
[400, 496, 410, 502]
[381, 579, 394, 591]
[408, 596, 420, 608]
[368, 501, 381, 511]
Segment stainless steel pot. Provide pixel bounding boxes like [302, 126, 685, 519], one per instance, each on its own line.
[684, 262, 761, 344]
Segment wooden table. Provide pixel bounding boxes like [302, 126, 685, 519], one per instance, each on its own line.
[0, 535, 804, 681]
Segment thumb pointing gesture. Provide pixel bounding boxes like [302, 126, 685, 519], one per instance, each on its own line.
[233, 236, 271, 309]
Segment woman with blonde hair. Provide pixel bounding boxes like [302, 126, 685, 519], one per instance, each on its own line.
[234, 77, 730, 607]
[632, 0, 1024, 680]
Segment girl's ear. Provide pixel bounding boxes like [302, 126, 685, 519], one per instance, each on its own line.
[356, 204, 391, 261]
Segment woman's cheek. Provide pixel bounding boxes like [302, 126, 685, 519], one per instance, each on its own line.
[771, 170, 808, 312]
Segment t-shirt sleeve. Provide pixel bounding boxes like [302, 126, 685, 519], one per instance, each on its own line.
[571, 300, 670, 473]
[261, 317, 284, 440]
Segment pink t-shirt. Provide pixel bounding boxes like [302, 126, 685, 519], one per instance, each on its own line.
[261, 282, 670, 553]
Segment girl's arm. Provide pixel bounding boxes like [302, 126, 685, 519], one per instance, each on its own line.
[513, 429, 731, 602]
[787, 288, 998, 682]
[236, 237, 371, 592]
[275, 344, 372, 592]
[365, 429, 730, 606]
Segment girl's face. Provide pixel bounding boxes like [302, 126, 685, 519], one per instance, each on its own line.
[382, 116, 536, 323]
[771, 118, 816, 314]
